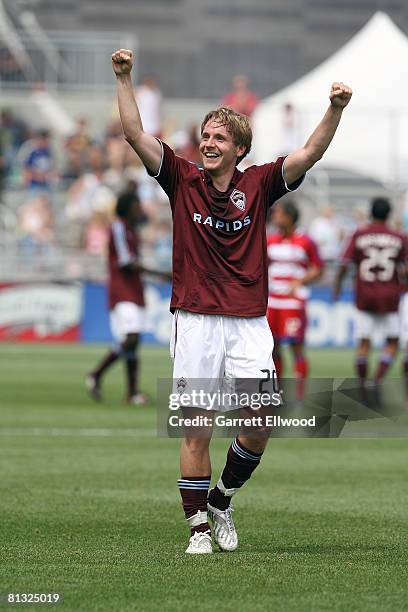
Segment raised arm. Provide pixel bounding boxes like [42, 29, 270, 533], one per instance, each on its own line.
[112, 49, 162, 175]
[284, 82, 352, 185]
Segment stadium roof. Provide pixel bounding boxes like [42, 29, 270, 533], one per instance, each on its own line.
[252, 12, 408, 185]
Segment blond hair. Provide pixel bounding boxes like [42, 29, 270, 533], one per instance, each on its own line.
[200, 107, 252, 164]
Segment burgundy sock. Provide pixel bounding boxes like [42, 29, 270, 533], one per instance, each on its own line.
[125, 353, 139, 397]
[178, 476, 211, 535]
[374, 353, 394, 382]
[92, 349, 120, 379]
[356, 356, 368, 382]
[208, 437, 263, 511]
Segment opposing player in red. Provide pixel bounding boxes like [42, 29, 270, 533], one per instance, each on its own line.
[333, 198, 406, 390]
[112, 48, 352, 554]
[86, 190, 166, 405]
[267, 201, 323, 400]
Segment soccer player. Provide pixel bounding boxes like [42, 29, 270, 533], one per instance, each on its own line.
[86, 190, 168, 405]
[111, 48, 352, 553]
[333, 198, 406, 391]
[267, 201, 323, 400]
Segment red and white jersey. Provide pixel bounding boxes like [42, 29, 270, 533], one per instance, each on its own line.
[267, 230, 322, 310]
[107, 218, 145, 310]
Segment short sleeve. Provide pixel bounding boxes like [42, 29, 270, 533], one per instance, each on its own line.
[306, 237, 323, 269]
[257, 156, 305, 208]
[145, 140, 197, 211]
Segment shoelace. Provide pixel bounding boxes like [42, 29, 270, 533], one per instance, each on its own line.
[223, 507, 235, 534]
[191, 530, 211, 543]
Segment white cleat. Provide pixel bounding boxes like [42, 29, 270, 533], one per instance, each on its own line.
[207, 503, 238, 552]
[128, 393, 149, 406]
[85, 374, 102, 401]
[185, 531, 213, 554]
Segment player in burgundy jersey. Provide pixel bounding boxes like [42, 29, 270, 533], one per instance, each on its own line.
[86, 190, 168, 405]
[267, 200, 323, 401]
[112, 48, 352, 554]
[333, 198, 406, 392]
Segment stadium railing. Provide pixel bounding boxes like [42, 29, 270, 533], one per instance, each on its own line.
[0, 30, 138, 92]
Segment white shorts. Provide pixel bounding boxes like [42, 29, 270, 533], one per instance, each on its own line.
[399, 293, 408, 346]
[110, 301, 145, 342]
[355, 309, 399, 341]
[170, 309, 276, 411]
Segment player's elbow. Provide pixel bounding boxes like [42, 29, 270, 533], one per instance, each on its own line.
[124, 131, 142, 148]
[306, 147, 324, 166]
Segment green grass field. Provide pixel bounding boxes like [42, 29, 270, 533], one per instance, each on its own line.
[1, 344, 408, 612]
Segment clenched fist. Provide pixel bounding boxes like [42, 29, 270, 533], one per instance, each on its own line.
[330, 82, 352, 109]
[112, 49, 133, 76]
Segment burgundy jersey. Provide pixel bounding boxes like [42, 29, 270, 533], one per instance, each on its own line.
[149, 141, 303, 317]
[341, 222, 406, 313]
[107, 219, 145, 309]
[267, 230, 322, 310]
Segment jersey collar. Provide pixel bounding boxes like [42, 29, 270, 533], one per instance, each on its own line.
[203, 167, 243, 190]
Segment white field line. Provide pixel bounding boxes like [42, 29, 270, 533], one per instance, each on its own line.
[0, 427, 157, 438]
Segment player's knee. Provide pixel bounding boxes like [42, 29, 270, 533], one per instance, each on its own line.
[385, 338, 399, 353]
[358, 338, 370, 354]
[183, 436, 211, 456]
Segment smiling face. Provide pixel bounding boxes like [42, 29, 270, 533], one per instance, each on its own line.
[199, 121, 245, 176]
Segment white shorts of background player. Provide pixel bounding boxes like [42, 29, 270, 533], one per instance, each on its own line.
[399, 293, 408, 347]
[170, 309, 276, 413]
[354, 309, 399, 342]
[110, 301, 146, 343]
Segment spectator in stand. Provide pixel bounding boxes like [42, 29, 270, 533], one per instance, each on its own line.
[135, 75, 162, 138]
[85, 211, 110, 256]
[0, 108, 29, 180]
[105, 118, 129, 177]
[0, 139, 4, 196]
[65, 143, 116, 247]
[0, 47, 26, 83]
[221, 74, 259, 118]
[18, 193, 54, 256]
[122, 152, 168, 223]
[308, 206, 342, 262]
[23, 129, 56, 192]
[281, 103, 298, 154]
[63, 116, 92, 183]
[141, 218, 172, 272]
[174, 123, 201, 165]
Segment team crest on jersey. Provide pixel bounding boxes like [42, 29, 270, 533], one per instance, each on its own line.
[230, 189, 246, 211]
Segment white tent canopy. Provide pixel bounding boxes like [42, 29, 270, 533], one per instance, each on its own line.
[252, 12, 408, 184]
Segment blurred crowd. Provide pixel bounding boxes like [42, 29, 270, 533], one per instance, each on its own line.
[0, 73, 403, 273]
[0, 93, 173, 270]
